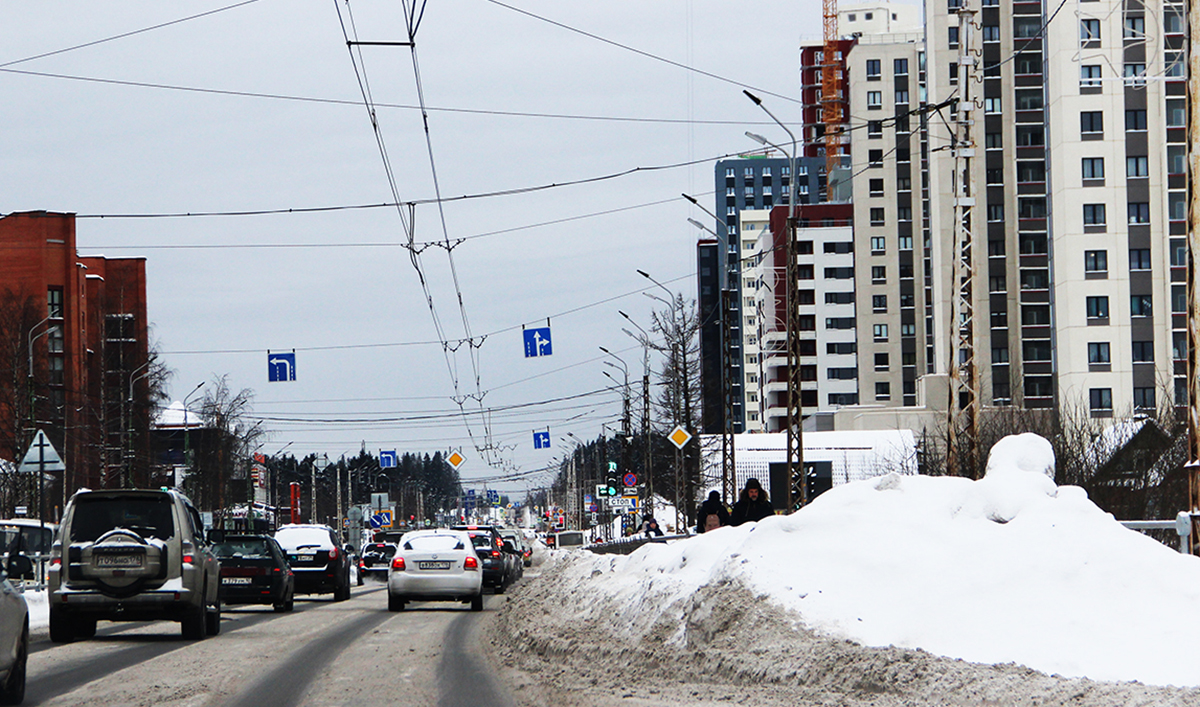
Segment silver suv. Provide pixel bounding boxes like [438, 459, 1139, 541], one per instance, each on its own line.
[48, 489, 221, 642]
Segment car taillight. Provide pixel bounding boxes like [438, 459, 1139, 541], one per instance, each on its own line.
[464, 556, 479, 570]
[182, 554, 195, 564]
[391, 557, 405, 571]
[51, 557, 61, 567]
[329, 547, 339, 560]
[491, 550, 500, 558]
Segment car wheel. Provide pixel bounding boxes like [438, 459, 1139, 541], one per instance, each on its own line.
[182, 589, 207, 640]
[73, 617, 97, 639]
[387, 593, 405, 612]
[493, 581, 505, 595]
[470, 594, 483, 612]
[49, 607, 74, 644]
[205, 599, 221, 636]
[0, 621, 26, 705]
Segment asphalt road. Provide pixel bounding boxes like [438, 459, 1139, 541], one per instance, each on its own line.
[23, 582, 512, 706]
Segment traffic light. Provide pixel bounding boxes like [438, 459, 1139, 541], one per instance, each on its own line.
[605, 461, 619, 497]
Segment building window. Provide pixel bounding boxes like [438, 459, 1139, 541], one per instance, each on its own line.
[869, 207, 886, 225]
[870, 236, 886, 252]
[1081, 157, 1104, 180]
[868, 121, 883, 138]
[895, 89, 909, 104]
[985, 132, 1002, 149]
[1080, 65, 1102, 87]
[897, 206, 912, 222]
[982, 25, 1000, 42]
[1131, 340, 1154, 362]
[989, 276, 1007, 293]
[984, 97, 1002, 113]
[894, 58, 908, 75]
[47, 288, 63, 319]
[1128, 202, 1150, 224]
[1088, 342, 1111, 364]
[898, 235, 913, 250]
[1125, 109, 1147, 131]
[1133, 387, 1155, 411]
[1086, 296, 1109, 319]
[900, 323, 916, 336]
[873, 324, 889, 341]
[871, 266, 886, 283]
[1014, 17, 1042, 38]
[867, 91, 882, 108]
[875, 382, 891, 401]
[868, 150, 883, 166]
[1024, 340, 1052, 362]
[1084, 250, 1108, 272]
[872, 295, 887, 312]
[993, 347, 1009, 363]
[874, 353, 889, 371]
[1080, 18, 1101, 42]
[1129, 248, 1151, 270]
[1130, 294, 1152, 317]
[744, 167, 755, 178]
[48, 355, 64, 385]
[987, 204, 1004, 222]
[1014, 90, 1043, 110]
[47, 325, 64, 353]
[1089, 388, 1113, 412]
[866, 59, 881, 78]
[1124, 15, 1145, 38]
[869, 178, 884, 196]
[1080, 111, 1103, 135]
[1123, 63, 1146, 85]
[948, 26, 960, 47]
[1022, 305, 1050, 326]
[1083, 203, 1106, 225]
[1126, 156, 1148, 177]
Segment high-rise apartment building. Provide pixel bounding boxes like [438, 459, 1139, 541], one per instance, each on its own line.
[924, 0, 1185, 416]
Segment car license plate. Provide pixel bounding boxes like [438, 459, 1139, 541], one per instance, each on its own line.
[97, 554, 142, 568]
[293, 554, 314, 562]
[417, 561, 451, 570]
[222, 577, 251, 585]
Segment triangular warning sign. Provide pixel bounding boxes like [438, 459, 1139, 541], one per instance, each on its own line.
[19, 430, 65, 473]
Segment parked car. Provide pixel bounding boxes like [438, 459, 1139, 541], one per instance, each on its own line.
[274, 525, 351, 601]
[358, 542, 395, 583]
[387, 529, 483, 612]
[212, 533, 294, 612]
[0, 549, 32, 704]
[499, 529, 530, 572]
[0, 520, 57, 556]
[47, 488, 222, 642]
[450, 525, 517, 593]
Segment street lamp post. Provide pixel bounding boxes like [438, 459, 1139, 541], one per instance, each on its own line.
[125, 360, 153, 488]
[745, 89, 805, 512]
[181, 382, 205, 492]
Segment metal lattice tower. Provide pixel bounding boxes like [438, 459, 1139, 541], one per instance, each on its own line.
[946, 5, 981, 479]
[1185, 0, 1200, 552]
[721, 288, 738, 505]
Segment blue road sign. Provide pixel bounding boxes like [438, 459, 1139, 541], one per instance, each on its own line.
[487, 489, 500, 507]
[370, 511, 393, 529]
[380, 450, 398, 468]
[533, 431, 550, 449]
[268, 352, 296, 382]
[523, 327, 552, 358]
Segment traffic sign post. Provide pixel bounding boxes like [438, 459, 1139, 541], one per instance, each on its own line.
[267, 351, 296, 382]
[19, 430, 65, 540]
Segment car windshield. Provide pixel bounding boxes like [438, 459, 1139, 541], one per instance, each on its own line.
[403, 534, 463, 552]
[69, 496, 176, 542]
[275, 527, 332, 551]
[214, 538, 272, 559]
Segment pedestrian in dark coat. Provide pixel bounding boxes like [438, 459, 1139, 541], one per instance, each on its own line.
[643, 517, 664, 538]
[729, 478, 774, 526]
[695, 490, 731, 533]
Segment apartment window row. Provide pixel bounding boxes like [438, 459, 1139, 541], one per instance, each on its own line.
[1081, 202, 1155, 226]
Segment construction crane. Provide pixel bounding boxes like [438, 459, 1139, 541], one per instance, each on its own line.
[821, 0, 841, 174]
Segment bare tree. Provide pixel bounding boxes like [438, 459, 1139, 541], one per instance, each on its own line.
[189, 375, 264, 512]
[646, 294, 702, 524]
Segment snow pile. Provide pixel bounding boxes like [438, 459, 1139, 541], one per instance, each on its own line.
[528, 433, 1200, 688]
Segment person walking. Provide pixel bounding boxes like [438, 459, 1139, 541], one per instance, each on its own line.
[642, 517, 664, 538]
[695, 490, 730, 533]
[730, 478, 773, 526]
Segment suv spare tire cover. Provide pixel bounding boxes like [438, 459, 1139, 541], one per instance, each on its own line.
[82, 528, 167, 598]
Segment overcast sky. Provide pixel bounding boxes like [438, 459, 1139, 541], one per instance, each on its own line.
[2, 0, 835, 495]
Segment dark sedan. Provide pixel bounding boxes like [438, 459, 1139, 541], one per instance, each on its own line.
[358, 542, 395, 582]
[213, 534, 295, 612]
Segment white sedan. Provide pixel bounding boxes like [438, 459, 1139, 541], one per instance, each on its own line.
[387, 530, 483, 612]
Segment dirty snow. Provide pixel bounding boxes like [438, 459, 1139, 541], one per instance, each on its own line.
[490, 433, 1200, 705]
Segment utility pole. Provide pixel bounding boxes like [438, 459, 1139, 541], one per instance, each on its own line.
[1185, 0, 1200, 552]
[946, 2, 981, 479]
[721, 288, 738, 506]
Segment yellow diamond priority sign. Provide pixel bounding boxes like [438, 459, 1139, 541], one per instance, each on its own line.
[447, 451, 466, 470]
[668, 425, 692, 449]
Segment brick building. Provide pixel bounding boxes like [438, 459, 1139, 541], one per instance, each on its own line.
[0, 211, 151, 518]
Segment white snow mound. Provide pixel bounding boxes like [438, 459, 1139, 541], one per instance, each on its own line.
[547, 433, 1200, 688]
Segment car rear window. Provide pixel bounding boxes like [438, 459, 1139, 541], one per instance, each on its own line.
[468, 534, 493, 549]
[403, 534, 463, 552]
[69, 495, 176, 542]
[1, 525, 54, 554]
[214, 538, 272, 559]
[275, 527, 332, 551]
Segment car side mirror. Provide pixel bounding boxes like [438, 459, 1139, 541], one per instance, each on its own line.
[6, 553, 33, 580]
[207, 529, 225, 545]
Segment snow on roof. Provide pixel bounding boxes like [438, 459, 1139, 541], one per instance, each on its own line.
[1084, 416, 1152, 470]
[153, 400, 203, 429]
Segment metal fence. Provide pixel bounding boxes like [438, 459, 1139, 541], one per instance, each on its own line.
[1119, 512, 1193, 554]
